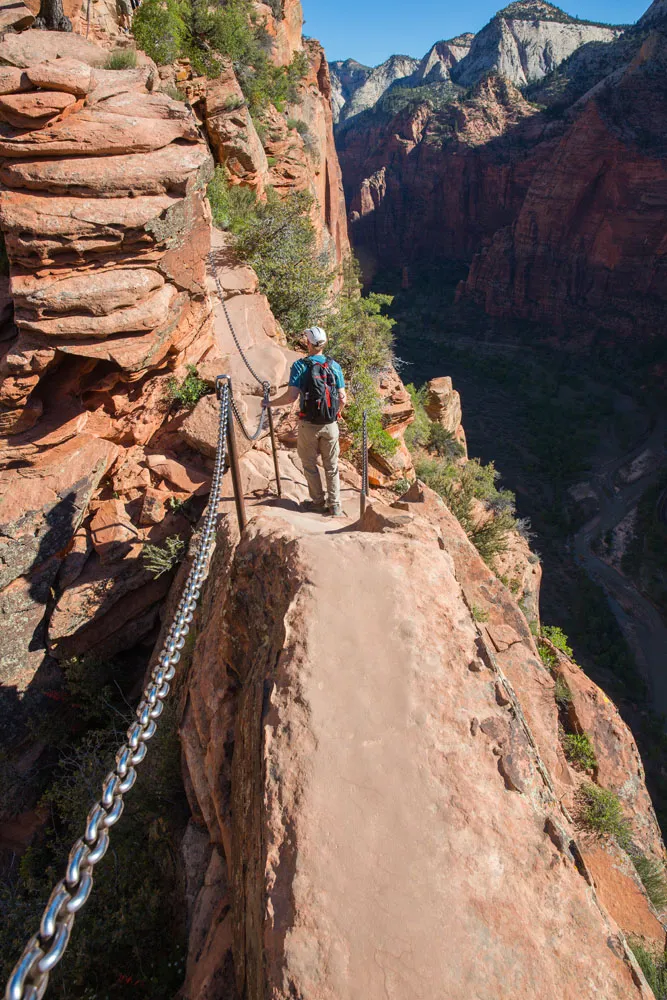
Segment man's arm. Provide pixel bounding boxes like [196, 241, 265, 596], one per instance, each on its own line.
[265, 385, 300, 408]
[339, 387, 347, 409]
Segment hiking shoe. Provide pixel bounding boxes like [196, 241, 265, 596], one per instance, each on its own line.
[327, 504, 346, 518]
[300, 499, 327, 513]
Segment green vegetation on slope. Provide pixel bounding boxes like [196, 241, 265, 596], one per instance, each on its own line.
[132, 0, 308, 109]
[208, 171, 398, 454]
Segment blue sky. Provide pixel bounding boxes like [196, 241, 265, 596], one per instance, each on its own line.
[302, 0, 650, 65]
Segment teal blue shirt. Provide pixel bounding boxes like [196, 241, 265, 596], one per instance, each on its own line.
[288, 355, 346, 390]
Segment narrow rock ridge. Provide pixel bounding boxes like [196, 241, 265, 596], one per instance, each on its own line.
[178, 478, 665, 998]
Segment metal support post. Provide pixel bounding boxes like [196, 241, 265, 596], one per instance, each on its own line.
[266, 404, 282, 498]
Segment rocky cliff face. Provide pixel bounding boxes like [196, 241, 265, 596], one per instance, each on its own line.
[338, 74, 551, 268]
[452, 2, 622, 87]
[330, 53, 419, 124]
[0, 31, 216, 691]
[463, 26, 667, 338]
[336, 0, 666, 339]
[0, 0, 351, 697]
[330, 1, 621, 126]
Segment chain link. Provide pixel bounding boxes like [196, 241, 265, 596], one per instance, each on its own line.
[362, 409, 369, 498]
[208, 250, 270, 390]
[4, 382, 232, 1000]
[230, 385, 270, 442]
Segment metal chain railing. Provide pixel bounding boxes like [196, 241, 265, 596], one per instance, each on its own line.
[360, 409, 369, 518]
[230, 386, 269, 442]
[208, 250, 269, 391]
[208, 250, 281, 495]
[4, 382, 232, 1000]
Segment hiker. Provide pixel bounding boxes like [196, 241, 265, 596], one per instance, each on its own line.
[265, 326, 347, 517]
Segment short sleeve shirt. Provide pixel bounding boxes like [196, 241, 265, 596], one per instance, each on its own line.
[288, 355, 346, 390]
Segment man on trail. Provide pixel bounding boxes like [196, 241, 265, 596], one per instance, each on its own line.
[266, 326, 347, 517]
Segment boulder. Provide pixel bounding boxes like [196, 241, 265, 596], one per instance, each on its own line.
[89, 498, 140, 564]
[0, 30, 108, 69]
[26, 58, 94, 97]
[0, 67, 31, 95]
[0, 91, 77, 129]
[146, 453, 209, 493]
[139, 487, 167, 526]
[0, 0, 33, 30]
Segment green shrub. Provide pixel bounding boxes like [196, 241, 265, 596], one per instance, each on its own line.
[542, 624, 574, 658]
[132, 0, 307, 106]
[538, 641, 558, 670]
[392, 477, 412, 495]
[428, 421, 465, 460]
[142, 536, 185, 579]
[472, 605, 489, 623]
[629, 940, 667, 998]
[577, 783, 631, 845]
[554, 674, 572, 710]
[630, 853, 667, 910]
[168, 364, 212, 409]
[207, 166, 259, 232]
[415, 454, 517, 565]
[132, 0, 187, 65]
[327, 256, 398, 454]
[404, 383, 430, 451]
[562, 732, 597, 772]
[104, 48, 138, 69]
[226, 187, 334, 338]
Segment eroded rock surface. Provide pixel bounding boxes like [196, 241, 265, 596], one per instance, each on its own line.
[180, 505, 660, 999]
[0, 31, 215, 688]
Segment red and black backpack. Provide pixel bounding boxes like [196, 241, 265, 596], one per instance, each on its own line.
[300, 357, 340, 424]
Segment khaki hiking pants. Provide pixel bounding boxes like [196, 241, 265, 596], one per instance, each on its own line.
[297, 420, 340, 507]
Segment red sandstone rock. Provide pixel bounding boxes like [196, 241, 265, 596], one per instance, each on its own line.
[205, 62, 268, 196]
[146, 453, 209, 493]
[0, 143, 212, 198]
[26, 58, 93, 97]
[0, 109, 200, 159]
[0, 90, 77, 128]
[181, 514, 655, 999]
[0, 67, 30, 95]
[0, 30, 108, 69]
[0, 33, 214, 685]
[89, 498, 139, 564]
[12, 267, 165, 316]
[139, 487, 167, 526]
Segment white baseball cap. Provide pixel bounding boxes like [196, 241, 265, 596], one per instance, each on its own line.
[305, 326, 327, 345]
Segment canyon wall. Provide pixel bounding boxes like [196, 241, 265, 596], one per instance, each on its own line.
[463, 28, 667, 339]
[0, 31, 216, 692]
[337, 0, 667, 340]
[0, 0, 351, 699]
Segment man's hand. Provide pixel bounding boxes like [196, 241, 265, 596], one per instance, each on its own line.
[267, 385, 300, 408]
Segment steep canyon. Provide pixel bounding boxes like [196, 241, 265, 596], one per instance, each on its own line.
[1, 0, 667, 998]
